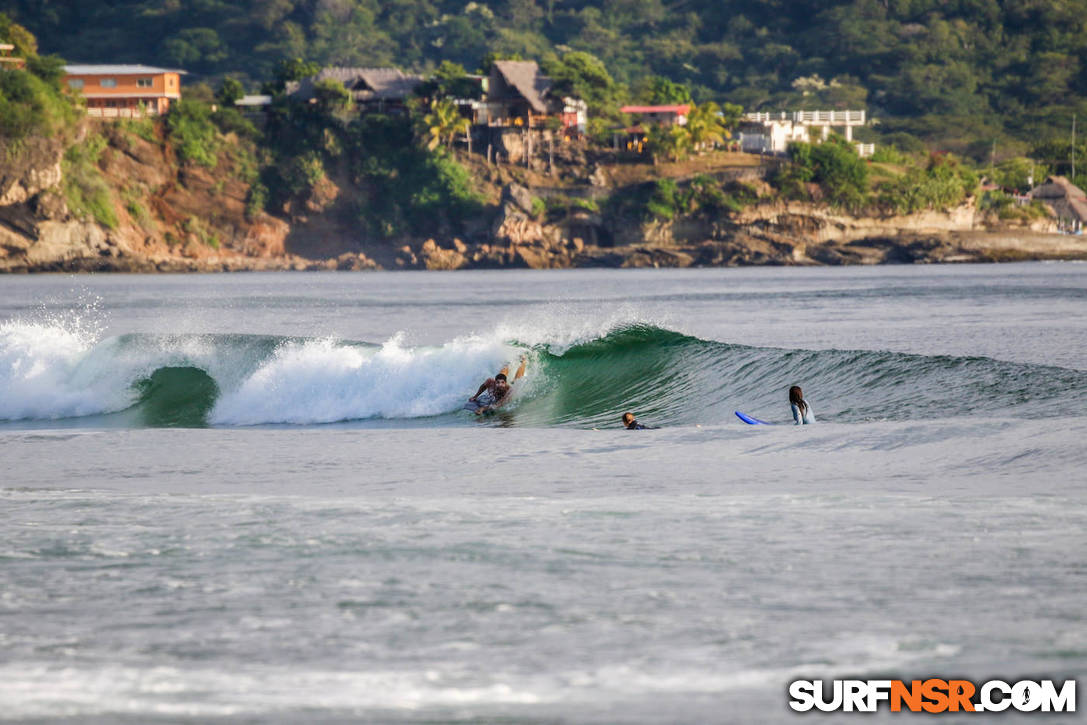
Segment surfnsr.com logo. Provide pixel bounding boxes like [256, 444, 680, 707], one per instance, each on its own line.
[788, 679, 1076, 713]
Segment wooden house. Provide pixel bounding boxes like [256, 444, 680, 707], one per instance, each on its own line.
[480, 60, 561, 128]
[287, 67, 424, 113]
[63, 64, 184, 118]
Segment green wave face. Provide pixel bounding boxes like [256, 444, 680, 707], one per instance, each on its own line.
[133, 366, 220, 428]
[513, 324, 1087, 428]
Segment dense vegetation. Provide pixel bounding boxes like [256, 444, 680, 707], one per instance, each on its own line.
[0, 4, 1074, 238]
[8, 0, 1087, 157]
[0, 13, 76, 150]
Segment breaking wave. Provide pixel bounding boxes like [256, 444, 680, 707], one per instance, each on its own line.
[1, 317, 1084, 428]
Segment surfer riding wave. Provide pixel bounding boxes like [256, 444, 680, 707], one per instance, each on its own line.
[467, 355, 527, 414]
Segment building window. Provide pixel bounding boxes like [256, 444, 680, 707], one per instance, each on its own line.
[67, 78, 84, 89]
[137, 78, 153, 88]
[100, 78, 117, 88]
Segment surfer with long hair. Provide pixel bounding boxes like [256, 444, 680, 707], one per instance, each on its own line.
[621, 412, 655, 430]
[789, 385, 815, 425]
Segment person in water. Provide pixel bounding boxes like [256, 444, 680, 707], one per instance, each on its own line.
[621, 412, 654, 430]
[469, 356, 527, 414]
[789, 385, 815, 425]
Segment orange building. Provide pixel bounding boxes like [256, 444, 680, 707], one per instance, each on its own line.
[0, 42, 26, 69]
[63, 64, 185, 118]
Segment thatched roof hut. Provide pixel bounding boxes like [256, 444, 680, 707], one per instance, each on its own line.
[488, 61, 556, 115]
[288, 67, 423, 104]
[1030, 175, 1087, 223]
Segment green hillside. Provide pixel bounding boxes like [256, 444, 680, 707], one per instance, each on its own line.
[4, 0, 1087, 157]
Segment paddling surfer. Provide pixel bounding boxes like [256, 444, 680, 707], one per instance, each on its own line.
[469, 356, 527, 414]
[621, 412, 655, 430]
[789, 385, 815, 425]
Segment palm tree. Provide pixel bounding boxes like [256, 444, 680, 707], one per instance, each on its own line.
[422, 98, 471, 151]
[685, 102, 728, 153]
[646, 122, 692, 163]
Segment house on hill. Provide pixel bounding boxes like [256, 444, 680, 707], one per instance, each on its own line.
[63, 64, 185, 118]
[287, 67, 423, 113]
[483, 60, 555, 127]
[740, 110, 868, 155]
[620, 104, 691, 127]
[0, 43, 25, 69]
[1030, 175, 1087, 231]
[479, 60, 586, 132]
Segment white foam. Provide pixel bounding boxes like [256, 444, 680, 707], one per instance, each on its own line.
[210, 333, 524, 425]
[0, 321, 128, 421]
[492, 304, 676, 355]
[0, 310, 663, 424]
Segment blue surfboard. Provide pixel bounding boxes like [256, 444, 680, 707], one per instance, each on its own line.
[735, 411, 773, 425]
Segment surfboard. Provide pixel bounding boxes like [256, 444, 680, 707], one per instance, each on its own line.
[463, 400, 488, 413]
[735, 410, 772, 425]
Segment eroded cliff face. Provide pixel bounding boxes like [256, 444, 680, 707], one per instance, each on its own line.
[2, 127, 1083, 272]
[0, 124, 328, 272]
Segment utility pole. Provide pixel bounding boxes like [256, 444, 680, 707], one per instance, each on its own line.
[1073, 114, 1077, 182]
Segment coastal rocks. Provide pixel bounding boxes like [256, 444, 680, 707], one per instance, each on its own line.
[237, 218, 290, 257]
[503, 183, 536, 215]
[0, 135, 67, 206]
[334, 252, 379, 270]
[419, 238, 468, 270]
[495, 129, 525, 164]
[0, 162, 63, 207]
[304, 175, 340, 215]
[588, 164, 609, 187]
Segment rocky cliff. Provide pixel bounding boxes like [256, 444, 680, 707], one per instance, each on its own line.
[0, 122, 379, 273]
[3, 125, 1085, 273]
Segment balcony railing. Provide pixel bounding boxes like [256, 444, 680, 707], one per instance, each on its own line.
[87, 107, 160, 119]
[745, 110, 866, 125]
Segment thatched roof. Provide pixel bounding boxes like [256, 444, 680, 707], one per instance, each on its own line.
[490, 60, 553, 113]
[288, 67, 423, 102]
[1031, 175, 1087, 222]
[1031, 175, 1087, 200]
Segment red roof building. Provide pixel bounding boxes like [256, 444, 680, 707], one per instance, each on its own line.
[620, 104, 691, 126]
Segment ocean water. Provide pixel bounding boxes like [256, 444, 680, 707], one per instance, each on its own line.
[0, 264, 1084, 723]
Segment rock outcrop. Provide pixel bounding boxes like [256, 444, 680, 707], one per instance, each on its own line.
[3, 126, 1086, 273]
[1, 124, 296, 273]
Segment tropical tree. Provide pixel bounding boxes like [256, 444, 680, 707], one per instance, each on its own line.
[216, 77, 245, 107]
[646, 122, 692, 163]
[685, 102, 728, 152]
[719, 102, 745, 135]
[421, 97, 470, 150]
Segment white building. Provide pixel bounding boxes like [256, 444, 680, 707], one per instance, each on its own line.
[741, 110, 868, 154]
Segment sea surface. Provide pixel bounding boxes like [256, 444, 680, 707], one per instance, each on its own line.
[0, 264, 1084, 723]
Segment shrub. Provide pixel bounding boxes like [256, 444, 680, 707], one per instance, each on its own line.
[245, 182, 268, 220]
[118, 114, 157, 144]
[646, 179, 680, 220]
[165, 99, 219, 168]
[210, 107, 258, 140]
[62, 134, 117, 228]
[0, 67, 77, 146]
[870, 145, 907, 164]
[876, 153, 979, 213]
[778, 139, 869, 208]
